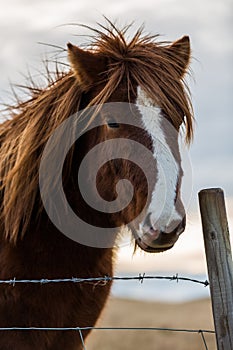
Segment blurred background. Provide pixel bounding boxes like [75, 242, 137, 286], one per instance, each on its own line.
[0, 2, 232, 346]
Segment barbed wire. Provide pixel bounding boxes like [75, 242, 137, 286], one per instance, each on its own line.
[0, 326, 215, 350]
[0, 273, 209, 287]
[0, 325, 215, 333]
[0, 273, 213, 349]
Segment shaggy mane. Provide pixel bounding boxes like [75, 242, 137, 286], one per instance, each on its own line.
[0, 21, 193, 242]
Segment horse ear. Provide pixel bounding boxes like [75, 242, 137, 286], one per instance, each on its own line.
[67, 43, 106, 89]
[166, 36, 191, 77]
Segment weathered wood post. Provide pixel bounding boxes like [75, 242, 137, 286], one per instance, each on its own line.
[199, 188, 233, 350]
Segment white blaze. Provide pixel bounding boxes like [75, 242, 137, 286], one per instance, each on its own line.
[136, 86, 182, 233]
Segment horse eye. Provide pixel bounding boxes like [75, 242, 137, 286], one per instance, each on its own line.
[107, 121, 119, 128]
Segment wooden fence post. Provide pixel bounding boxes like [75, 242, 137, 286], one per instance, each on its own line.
[198, 188, 233, 350]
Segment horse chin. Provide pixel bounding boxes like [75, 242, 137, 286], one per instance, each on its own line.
[132, 227, 175, 253]
[135, 236, 174, 253]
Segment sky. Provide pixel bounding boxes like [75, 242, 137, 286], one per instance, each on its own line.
[0, 0, 233, 277]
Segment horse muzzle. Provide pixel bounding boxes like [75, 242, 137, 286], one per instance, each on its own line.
[134, 216, 186, 253]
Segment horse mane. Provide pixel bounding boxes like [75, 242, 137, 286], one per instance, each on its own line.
[0, 21, 193, 243]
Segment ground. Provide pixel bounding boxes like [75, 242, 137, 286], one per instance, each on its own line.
[86, 297, 216, 350]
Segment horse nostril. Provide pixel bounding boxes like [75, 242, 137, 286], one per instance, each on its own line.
[176, 216, 186, 235]
[164, 216, 186, 235]
[143, 212, 152, 229]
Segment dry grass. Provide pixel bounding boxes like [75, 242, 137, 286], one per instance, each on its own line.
[86, 297, 216, 350]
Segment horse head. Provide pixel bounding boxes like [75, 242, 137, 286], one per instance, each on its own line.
[65, 31, 192, 252]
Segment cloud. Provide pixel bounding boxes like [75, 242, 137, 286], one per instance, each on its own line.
[0, 0, 232, 201]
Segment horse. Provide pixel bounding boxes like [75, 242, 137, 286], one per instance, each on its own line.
[0, 22, 193, 349]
